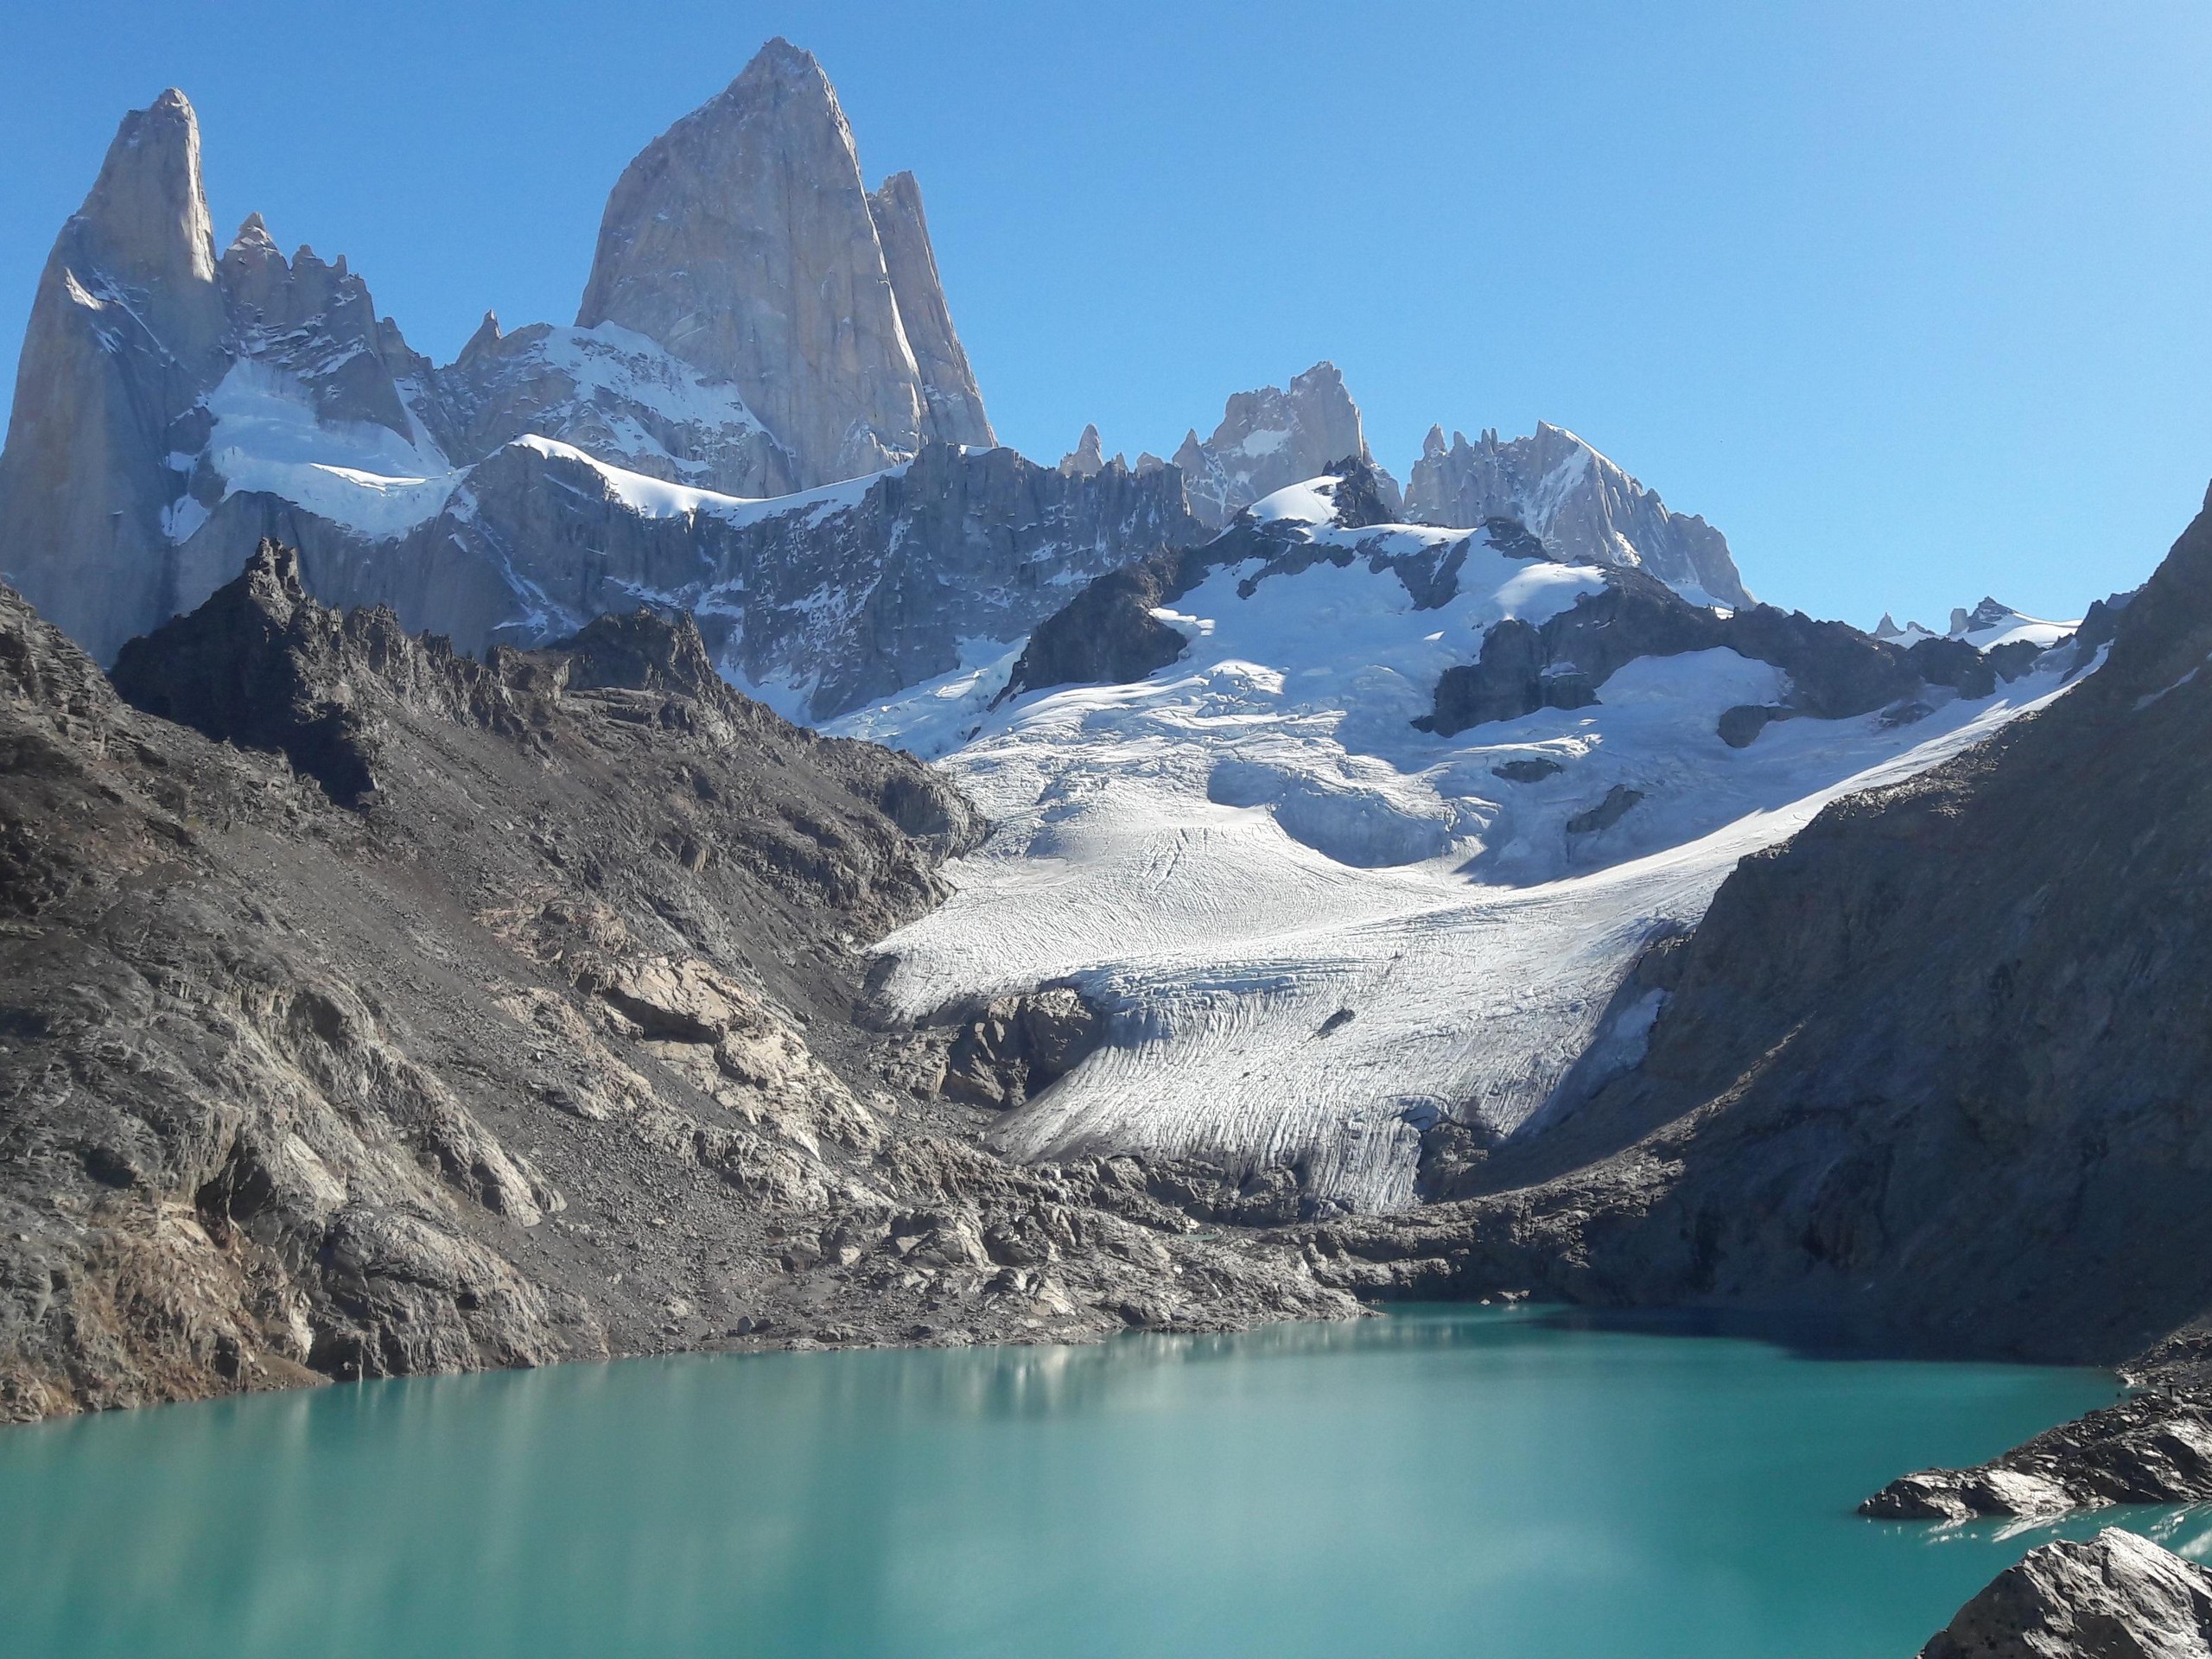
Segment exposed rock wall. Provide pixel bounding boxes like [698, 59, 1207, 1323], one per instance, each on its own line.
[181, 436, 1207, 721]
[1405, 422, 1752, 610]
[575, 39, 985, 486]
[1306, 497, 2212, 1368]
[867, 171, 993, 451]
[1173, 363, 1401, 528]
[0, 90, 230, 663]
[1417, 568, 1933, 740]
[0, 44, 1001, 669]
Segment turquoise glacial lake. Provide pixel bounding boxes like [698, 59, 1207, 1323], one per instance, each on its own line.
[0, 1306, 2188, 1657]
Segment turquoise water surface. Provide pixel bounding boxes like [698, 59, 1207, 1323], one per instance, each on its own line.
[0, 1306, 2180, 1657]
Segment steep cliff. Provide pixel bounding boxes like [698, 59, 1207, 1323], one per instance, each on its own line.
[1172, 363, 1400, 528]
[0, 44, 1002, 668]
[0, 90, 229, 663]
[575, 39, 986, 486]
[181, 435, 1206, 721]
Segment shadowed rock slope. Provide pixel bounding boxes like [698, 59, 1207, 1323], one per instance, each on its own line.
[0, 542, 1352, 1422]
[1310, 492, 2212, 1370]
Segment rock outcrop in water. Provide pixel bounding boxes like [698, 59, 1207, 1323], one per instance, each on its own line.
[0, 543, 1353, 1423]
[1919, 1529, 2212, 1659]
[1863, 1392, 2212, 1522]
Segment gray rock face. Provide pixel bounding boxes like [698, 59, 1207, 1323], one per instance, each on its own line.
[1, 46, 1007, 673]
[1921, 1529, 2212, 1659]
[942, 988, 1106, 1109]
[217, 218, 423, 442]
[1059, 424, 1106, 478]
[0, 89, 229, 663]
[1001, 459, 1417, 702]
[0, 550, 1357, 1423]
[1172, 363, 1402, 528]
[575, 39, 988, 486]
[185, 436, 1206, 721]
[1864, 1394, 2212, 1522]
[1404, 422, 1753, 610]
[866, 171, 992, 452]
[1001, 459, 1993, 762]
[425, 316, 800, 499]
[1415, 567, 1934, 740]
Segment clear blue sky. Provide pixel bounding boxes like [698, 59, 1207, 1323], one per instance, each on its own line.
[3, 1, 2208, 629]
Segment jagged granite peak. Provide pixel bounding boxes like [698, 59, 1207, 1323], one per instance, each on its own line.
[458, 308, 502, 359]
[213, 219, 426, 443]
[1403, 421, 1753, 611]
[866, 169, 993, 450]
[0, 87, 231, 663]
[61, 88, 221, 328]
[575, 38, 982, 486]
[229, 210, 276, 254]
[1059, 423, 1105, 477]
[1173, 362, 1401, 528]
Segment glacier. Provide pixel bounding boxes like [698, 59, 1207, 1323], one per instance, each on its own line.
[835, 476, 2089, 1212]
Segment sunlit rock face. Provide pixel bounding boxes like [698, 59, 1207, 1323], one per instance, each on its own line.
[575, 37, 991, 487]
[0, 42, 1020, 676]
[1404, 421, 1752, 610]
[1172, 362, 1399, 529]
[0, 89, 230, 662]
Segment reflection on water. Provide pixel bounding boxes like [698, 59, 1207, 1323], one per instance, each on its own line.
[0, 1306, 2142, 1658]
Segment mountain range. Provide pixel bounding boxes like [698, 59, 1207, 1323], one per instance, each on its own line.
[3, 35, 2202, 1649]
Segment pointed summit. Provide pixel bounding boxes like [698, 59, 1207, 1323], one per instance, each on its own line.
[57, 87, 225, 354]
[576, 38, 985, 486]
[0, 89, 232, 660]
[1174, 362, 1395, 527]
[1403, 421, 1752, 609]
[867, 170, 992, 449]
[228, 211, 276, 255]
[1059, 424, 1105, 478]
[459, 309, 502, 362]
[74, 89, 217, 293]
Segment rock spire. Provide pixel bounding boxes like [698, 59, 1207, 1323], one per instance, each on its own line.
[575, 38, 990, 486]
